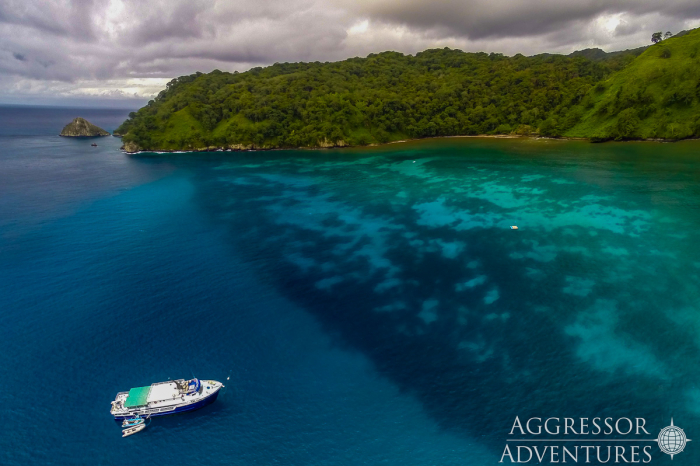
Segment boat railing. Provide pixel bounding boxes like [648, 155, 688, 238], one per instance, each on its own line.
[152, 406, 175, 413]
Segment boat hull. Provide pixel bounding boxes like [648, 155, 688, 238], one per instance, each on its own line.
[113, 387, 221, 420]
[122, 424, 146, 437]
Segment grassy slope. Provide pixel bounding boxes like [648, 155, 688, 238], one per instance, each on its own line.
[568, 29, 700, 140]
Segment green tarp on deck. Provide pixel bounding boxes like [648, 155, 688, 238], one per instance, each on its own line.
[124, 386, 151, 408]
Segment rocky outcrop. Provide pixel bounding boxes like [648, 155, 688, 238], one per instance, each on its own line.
[317, 138, 348, 148]
[121, 141, 141, 153]
[228, 143, 255, 151]
[120, 139, 352, 154]
[60, 118, 110, 137]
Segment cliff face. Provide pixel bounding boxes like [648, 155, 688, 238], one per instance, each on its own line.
[121, 141, 141, 152]
[60, 118, 110, 137]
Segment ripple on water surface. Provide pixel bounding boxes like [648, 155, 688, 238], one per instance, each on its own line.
[2, 136, 700, 464]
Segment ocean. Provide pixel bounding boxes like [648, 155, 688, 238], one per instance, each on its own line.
[1, 105, 699, 465]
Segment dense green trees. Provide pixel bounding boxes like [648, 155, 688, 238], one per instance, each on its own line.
[116, 28, 700, 151]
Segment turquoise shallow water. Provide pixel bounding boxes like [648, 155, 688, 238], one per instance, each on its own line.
[1, 106, 700, 464]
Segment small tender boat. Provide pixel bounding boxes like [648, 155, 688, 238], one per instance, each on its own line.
[122, 423, 146, 437]
[510, 226, 518, 230]
[91, 143, 98, 147]
[122, 417, 145, 428]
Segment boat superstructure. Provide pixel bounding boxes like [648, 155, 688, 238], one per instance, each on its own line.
[111, 378, 223, 420]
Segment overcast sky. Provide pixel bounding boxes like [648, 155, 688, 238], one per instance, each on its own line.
[1, 0, 699, 107]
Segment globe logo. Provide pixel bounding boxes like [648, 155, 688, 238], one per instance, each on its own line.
[657, 419, 691, 459]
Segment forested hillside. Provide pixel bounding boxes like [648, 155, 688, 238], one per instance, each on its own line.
[116, 29, 700, 151]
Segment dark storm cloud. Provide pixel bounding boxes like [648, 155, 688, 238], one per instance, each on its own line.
[343, 0, 700, 40]
[124, 0, 208, 44]
[0, 0, 97, 40]
[0, 0, 698, 103]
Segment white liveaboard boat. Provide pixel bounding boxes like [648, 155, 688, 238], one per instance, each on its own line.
[111, 378, 223, 420]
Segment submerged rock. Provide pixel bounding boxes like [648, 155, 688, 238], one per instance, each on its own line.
[60, 117, 110, 137]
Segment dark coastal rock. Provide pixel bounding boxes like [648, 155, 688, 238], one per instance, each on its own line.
[60, 118, 110, 137]
[121, 141, 141, 153]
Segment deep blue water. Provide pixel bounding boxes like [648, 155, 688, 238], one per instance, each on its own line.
[1, 105, 700, 465]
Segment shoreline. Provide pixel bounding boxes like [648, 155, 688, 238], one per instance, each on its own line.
[120, 133, 697, 155]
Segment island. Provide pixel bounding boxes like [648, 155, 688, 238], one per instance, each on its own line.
[115, 28, 700, 153]
[60, 117, 110, 137]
